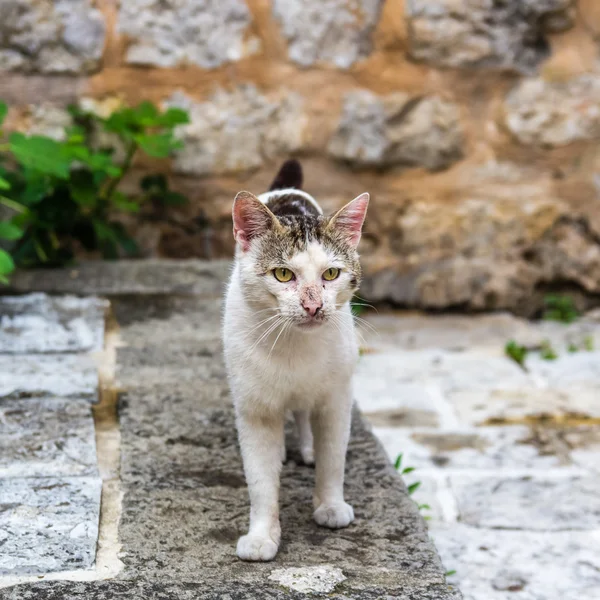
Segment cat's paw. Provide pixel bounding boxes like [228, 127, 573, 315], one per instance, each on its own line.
[300, 446, 314, 465]
[313, 502, 354, 529]
[236, 534, 279, 562]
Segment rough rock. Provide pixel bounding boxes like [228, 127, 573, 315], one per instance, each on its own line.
[328, 90, 464, 171]
[272, 0, 385, 69]
[433, 524, 600, 600]
[0, 476, 102, 575]
[6, 259, 231, 297]
[167, 87, 307, 176]
[358, 161, 600, 313]
[406, 0, 575, 73]
[0, 294, 107, 353]
[0, 0, 106, 74]
[504, 73, 600, 146]
[452, 475, 600, 530]
[0, 354, 98, 400]
[118, 0, 258, 68]
[0, 397, 97, 478]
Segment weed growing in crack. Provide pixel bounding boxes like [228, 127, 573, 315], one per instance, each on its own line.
[543, 294, 579, 324]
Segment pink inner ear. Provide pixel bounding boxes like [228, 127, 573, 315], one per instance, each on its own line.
[333, 193, 369, 248]
[232, 191, 273, 252]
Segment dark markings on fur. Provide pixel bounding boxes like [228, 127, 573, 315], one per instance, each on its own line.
[255, 211, 362, 292]
[269, 159, 303, 191]
[265, 193, 320, 219]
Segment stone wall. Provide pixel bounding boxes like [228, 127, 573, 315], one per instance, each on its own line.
[3, 0, 600, 314]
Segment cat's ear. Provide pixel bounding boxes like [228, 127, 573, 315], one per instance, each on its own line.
[327, 193, 369, 249]
[269, 159, 303, 191]
[232, 191, 279, 252]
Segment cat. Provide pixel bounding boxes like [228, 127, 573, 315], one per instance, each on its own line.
[222, 159, 369, 562]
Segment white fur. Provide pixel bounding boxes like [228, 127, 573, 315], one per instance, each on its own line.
[223, 231, 359, 561]
[258, 188, 324, 214]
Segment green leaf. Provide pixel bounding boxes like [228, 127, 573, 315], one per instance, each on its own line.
[0, 248, 15, 279]
[417, 504, 431, 511]
[505, 340, 527, 368]
[69, 171, 98, 207]
[0, 176, 10, 190]
[0, 221, 24, 240]
[394, 454, 403, 471]
[445, 570, 456, 577]
[407, 482, 421, 495]
[0, 101, 7, 127]
[157, 107, 190, 127]
[134, 133, 182, 158]
[402, 467, 415, 475]
[9, 133, 71, 179]
[112, 191, 140, 213]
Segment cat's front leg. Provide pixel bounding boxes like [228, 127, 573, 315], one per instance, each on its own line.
[235, 409, 284, 561]
[311, 390, 354, 529]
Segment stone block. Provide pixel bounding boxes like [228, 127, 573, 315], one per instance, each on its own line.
[329, 90, 464, 170]
[0, 397, 97, 478]
[431, 524, 600, 600]
[504, 73, 600, 146]
[373, 425, 569, 470]
[0, 0, 105, 74]
[167, 87, 307, 176]
[407, 0, 575, 73]
[452, 474, 600, 530]
[118, 0, 258, 68]
[0, 476, 102, 575]
[0, 354, 98, 401]
[0, 294, 107, 354]
[273, 0, 385, 69]
[355, 380, 446, 428]
[448, 387, 600, 426]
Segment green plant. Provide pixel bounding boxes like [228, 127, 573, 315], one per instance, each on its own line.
[505, 340, 528, 368]
[394, 453, 422, 496]
[583, 335, 594, 352]
[0, 100, 189, 283]
[445, 569, 457, 577]
[543, 294, 579, 323]
[540, 340, 558, 361]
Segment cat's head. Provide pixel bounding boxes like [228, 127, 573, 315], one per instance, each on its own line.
[231, 181, 369, 331]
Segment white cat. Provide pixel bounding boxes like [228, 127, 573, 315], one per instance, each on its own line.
[223, 159, 369, 561]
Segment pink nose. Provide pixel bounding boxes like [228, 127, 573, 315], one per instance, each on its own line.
[302, 299, 322, 317]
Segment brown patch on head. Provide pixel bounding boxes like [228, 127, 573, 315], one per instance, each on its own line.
[254, 212, 362, 292]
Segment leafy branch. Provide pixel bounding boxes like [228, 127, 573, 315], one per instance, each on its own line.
[0, 100, 190, 282]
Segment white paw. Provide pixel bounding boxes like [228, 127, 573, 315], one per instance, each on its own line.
[313, 502, 354, 529]
[236, 534, 279, 562]
[300, 446, 314, 465]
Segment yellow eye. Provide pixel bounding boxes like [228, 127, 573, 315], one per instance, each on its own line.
[323, 267, 340, 281]
[273, 267, 294, 282]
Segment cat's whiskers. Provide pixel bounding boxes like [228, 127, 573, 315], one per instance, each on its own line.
[267, 318, 291, 361]
[244, 313, 281, 336]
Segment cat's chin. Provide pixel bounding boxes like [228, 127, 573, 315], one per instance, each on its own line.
[295, 319, 325, 331]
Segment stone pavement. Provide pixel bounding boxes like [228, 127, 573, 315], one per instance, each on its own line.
[0, 294, 106, 578]
[355, 311, 600, 600]
[1, 261, 458, 599]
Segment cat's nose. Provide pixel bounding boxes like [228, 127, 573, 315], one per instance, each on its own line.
[302, 300, 322, 317]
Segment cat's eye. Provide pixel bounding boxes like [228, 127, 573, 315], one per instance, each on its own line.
[273, 267, 294, 282]
[322, 267, 340, 281]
